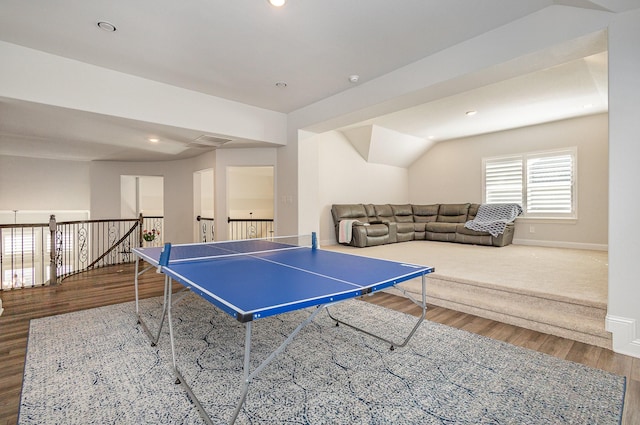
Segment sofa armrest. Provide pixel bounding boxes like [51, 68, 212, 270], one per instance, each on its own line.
[351, 223, 390, 247]
[351, 225, 369, 247]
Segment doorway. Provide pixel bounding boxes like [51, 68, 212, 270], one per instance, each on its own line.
[227, 166, 274, 240]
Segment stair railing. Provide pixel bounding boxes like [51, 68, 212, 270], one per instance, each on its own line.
[0, 214, 163, 290]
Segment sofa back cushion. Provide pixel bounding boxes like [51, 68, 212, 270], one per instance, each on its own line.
[331, 204, 367, 223]
[374, 204, 394, 221]
[437, 203, 470, 223]
[412, 204, 439, 223]
[467, 203, 480, 220]
[390, 204, 414, 223]
[364, 204, 377, 219]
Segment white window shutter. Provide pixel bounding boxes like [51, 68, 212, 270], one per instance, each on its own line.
[526, 154, 573, 214]
[484, 158, 523, 205]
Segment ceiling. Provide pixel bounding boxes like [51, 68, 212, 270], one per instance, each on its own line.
[0, 0, 629, 162]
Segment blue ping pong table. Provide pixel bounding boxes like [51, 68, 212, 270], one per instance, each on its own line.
[133, 233, 434, 425]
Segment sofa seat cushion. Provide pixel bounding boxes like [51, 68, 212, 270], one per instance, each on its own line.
[455, 224, 490, 236]
[425, 222, 458, 242]
[397, 233, 414, 242]
[351, 223, 390, 247]
[425, 222, 458, 233]
[395, 219, 415, 242]
[454, 223, 493, 245]
[359, 223, 389, 237]
[396, 222, 415, 233]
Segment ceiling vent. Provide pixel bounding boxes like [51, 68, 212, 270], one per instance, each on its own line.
[188, 135, 232, 148]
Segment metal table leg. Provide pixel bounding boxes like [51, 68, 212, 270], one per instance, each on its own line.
[326, 273, 427, 350]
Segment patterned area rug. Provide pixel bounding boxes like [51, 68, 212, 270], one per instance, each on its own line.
[20, 293, 625, 424]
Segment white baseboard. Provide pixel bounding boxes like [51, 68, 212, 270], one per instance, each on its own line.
[513, 238, 608, 251]
[606, 315, 640, 358]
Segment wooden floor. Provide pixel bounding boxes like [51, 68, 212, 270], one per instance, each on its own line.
[0, 264, 638, 425]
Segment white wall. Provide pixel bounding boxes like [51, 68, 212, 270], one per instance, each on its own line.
[606, 8, 640, 357]
[276, 128, 299, 237]
[195, 168, 214, 218]
[409, 114, 608, 249]
[120, 176, 137, 218]
[90, 155, 212, 244]
[298, 130, 320, 237]
[316, 131, 409, 245]
[0, 155, 90, 213]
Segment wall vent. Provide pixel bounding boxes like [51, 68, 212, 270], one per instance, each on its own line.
[188, 135, 232, 148]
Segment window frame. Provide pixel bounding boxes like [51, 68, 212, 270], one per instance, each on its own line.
[482, 147, 577, 220]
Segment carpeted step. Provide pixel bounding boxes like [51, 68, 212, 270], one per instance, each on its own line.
[324, 241, 610, 350]
[397, 274, 611, 349]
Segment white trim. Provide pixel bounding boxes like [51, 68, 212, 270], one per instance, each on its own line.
[513, 238, 607, 251]
[606, 315, 640, 358]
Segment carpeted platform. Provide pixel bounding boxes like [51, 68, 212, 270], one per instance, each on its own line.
[20, 293, 624, 424]
[326, 241, 610, 348]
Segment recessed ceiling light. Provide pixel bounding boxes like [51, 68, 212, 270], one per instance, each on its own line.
[465, 110, 478, 116]
[348, 75, 360, 83]
[268, 0, 286, 7]
[97, 21, 117, 32]
[148, 138, 159, 143]
[275, 81, 287, 88]
[428, 135, 435, 140]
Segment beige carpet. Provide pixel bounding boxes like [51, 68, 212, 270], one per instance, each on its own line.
[324, 241, 608, 308]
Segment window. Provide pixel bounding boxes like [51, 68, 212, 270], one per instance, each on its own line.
[483, 148, 576, 219]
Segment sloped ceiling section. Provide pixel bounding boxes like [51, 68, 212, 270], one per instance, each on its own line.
[341, 125, 434, 168]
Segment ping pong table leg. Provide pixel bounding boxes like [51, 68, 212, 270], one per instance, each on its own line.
[136, 274, 169, 346]
[134, 257, 156, 320]
[137, 270, 191, 347]
[230, 322, 253, 424]
[134, 255, 160, 334]
[163, 294, 327, 425]
[327, 273, 427, 350]
[152, 275, 171, 345]
[229, 305, 327, 424]
[134, 257, 140, 318]
[166, 279, 216, 425]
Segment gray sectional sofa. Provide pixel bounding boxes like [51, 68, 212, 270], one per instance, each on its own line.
[331, 203, 516, 248]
